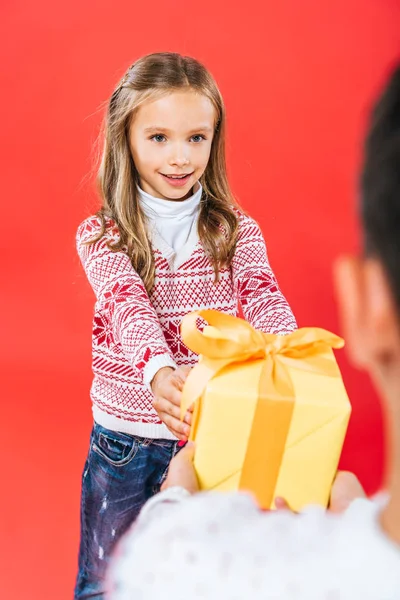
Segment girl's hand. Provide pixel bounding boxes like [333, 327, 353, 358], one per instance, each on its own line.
[151, 366, 192, 440]
[161, 442, 199, 494]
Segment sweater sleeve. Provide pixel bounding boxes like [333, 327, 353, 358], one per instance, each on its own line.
[76, 216, 177, 385]
[231, 215, 297, 335]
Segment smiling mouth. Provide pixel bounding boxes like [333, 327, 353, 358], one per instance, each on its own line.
[160, 172, 193, 179]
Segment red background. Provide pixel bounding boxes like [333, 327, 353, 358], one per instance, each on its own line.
[1, 1, 399, 598]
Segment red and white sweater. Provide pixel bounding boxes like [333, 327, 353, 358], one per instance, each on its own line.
[76, 212, 297, 439]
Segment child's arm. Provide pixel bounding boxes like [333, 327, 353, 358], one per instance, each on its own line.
[76, 216, 177, 389]
[77, 216, 191, 439]
[231, 215, 297, 335]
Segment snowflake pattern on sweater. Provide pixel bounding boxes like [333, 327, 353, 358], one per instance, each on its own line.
[76, 212, 297, 438]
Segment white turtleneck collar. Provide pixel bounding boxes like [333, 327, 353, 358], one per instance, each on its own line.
[139, 182, 203, 222]
[137, 182, 203, 269]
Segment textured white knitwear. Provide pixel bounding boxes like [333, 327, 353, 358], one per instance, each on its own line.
[108, 489, 400, 600]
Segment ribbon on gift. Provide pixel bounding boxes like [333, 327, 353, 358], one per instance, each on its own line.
[180, 309, 345, 508]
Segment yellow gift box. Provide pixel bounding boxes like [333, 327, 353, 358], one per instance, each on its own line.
[180, 310, 351, 511]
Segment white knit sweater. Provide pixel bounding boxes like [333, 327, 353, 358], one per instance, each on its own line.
[108, 489, 400, 600]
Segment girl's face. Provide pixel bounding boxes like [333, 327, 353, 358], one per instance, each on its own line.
[129, 89, 216, 201]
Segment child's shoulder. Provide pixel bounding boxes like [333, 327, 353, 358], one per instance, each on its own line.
[233, 208, 263, 237]
[76, 213, 119, 244]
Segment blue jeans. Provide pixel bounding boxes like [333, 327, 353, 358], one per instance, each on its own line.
[74, 423, 179, 599]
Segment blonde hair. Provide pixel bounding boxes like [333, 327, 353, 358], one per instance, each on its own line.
[93, 52, 240, 292]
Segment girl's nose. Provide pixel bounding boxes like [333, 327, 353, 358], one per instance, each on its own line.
[169, 146, 190, 168]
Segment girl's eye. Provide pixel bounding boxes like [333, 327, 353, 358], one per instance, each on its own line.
[151, 134, 167, 143]
[190, 134, 206, 143]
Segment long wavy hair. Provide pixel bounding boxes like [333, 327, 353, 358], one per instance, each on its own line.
[92, 52, 240, 293]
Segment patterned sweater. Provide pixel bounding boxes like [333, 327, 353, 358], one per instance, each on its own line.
[76, 212, 297, 439]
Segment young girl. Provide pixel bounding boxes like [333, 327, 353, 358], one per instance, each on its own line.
[75, 52, 297, 599]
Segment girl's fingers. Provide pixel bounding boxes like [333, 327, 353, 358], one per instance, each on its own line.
[153, 398, 191, 438]
[172, 367, 191, 390]
[165, 385, 183, 407]
[165, 426, 187, 441]
[153, 397, 181, 421]
[162, 413, 190, 439]
[154, 398, 191, 425]
[176, 365, 191, 380]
